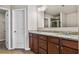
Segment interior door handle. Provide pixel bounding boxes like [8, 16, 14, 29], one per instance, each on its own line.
[14, 31, 16, 33]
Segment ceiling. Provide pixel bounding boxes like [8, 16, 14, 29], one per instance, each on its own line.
[44, 5, 77, 16]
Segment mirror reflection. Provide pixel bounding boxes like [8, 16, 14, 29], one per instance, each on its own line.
[37, 5, 78, 28]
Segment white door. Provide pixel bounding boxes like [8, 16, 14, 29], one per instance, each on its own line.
[12, 9, 25, 49]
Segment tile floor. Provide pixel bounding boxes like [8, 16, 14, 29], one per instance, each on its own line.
[0, 49, 34, 54]
[0, 41, 34, 54]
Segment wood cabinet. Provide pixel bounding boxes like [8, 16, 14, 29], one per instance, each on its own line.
[48, 36, 60, 54]
[48, 36, 59, 44]
[39, 35, 47, 41]
[29, 33, 78, 54]
[29, 33, 39, 53]
[61, 39, 78, 49]
[39, 35, 47, 54]
[60, 39, 78, 54]
[32, 37, 38, 53]
[48, 42, 59, 54]
[39, 48, 47, 54]
[39, 39, 47, 50]
[61, 46, 78, 54]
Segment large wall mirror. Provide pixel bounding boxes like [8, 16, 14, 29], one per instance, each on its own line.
[37, 5, 78, 28]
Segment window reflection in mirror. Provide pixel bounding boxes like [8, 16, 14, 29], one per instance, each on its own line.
[44, 14, 60, 28]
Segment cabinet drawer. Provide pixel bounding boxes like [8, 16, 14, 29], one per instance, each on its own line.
[39, 35, 47, 41]
[62, 39, 78, 49]
[39, 48, 47, 54]
[61, 46, 78, 54]
[48, 42, 59, 54]
[39, 39, 47, 50]
[48, 36, 59, 44]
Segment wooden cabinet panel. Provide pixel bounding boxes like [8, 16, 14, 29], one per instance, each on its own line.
[48, 36, 59, 44]
[48, 42, 59, 54]
[62, 39, 78, 49]
[61, 46, 78, 54]
[32, 37, 39, 53]
[29, 33, 39, 53]
[39, 35, 47, 41]
[39, 39, 47, 50]
[39, 48, 47, 54]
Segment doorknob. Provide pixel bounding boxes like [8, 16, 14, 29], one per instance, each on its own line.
[14, 31, 16, 33]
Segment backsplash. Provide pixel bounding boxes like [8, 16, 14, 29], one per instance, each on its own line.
[38, 27, 79, 32]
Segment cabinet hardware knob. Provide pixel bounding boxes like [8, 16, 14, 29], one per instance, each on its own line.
[61, 47, 63, 49]
[56, 46, 59, 48]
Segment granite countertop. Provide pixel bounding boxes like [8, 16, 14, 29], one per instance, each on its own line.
[29, 30, 79, 41]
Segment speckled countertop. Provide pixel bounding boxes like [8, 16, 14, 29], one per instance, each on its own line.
[29, 30, 79, 41]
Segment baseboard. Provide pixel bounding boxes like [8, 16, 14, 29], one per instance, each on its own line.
[7, 48, 15, 50]
[25, 48, 30, 50]
[7, 48, 30, 50]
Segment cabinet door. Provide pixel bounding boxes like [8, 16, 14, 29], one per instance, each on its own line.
[39, 39, 47, 50]
[62, 39, 78, 49]
[48, 42, 59, 54]
[61, 46, 78, 54]
[48, 36, 59, 44]
[32, 37, 39, 53]
[39, 48, 47, 54]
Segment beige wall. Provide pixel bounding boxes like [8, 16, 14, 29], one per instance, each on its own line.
[61, 12, 78, 27]
[37, 11, 44, 28]
[11, 5, 26, 9]
[66, 12, 78, 27]
[0, 13, 5, 40]
[28, 5, 38, 30]
[0, 5, 10, 9]
[61, 12, 67, 27]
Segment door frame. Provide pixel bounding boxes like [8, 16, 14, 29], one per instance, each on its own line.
[0, 7, 11, 50]
[12, 8, 27, 50]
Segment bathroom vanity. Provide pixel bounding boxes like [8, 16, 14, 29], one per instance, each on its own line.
[29, 31, 79, 54]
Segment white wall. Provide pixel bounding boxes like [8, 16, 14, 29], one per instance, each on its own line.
[66, 12, 78, 27]
[77, 7, 79, 27]
[61, 12, 78, 27]
[0, 5, 10, 9]
[37, 10, 44, 28]
[0, 13, 5, 41]
[28, 5, 38, 30]
[61, 12, 67, 27]
[11, 5, 26, 9]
